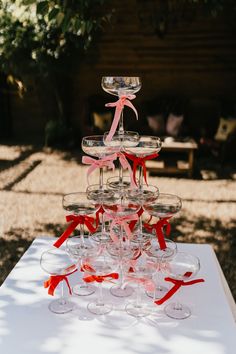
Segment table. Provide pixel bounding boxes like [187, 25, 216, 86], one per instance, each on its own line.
[0, 237, 236, 354]
[146, 138, 198, 177]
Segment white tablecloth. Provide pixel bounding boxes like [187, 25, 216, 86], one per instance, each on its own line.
[0, 237, 236, 354]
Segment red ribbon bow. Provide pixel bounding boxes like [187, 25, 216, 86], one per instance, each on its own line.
[44, 268, 77, 296]
[144, 217, 171, 250]
[53, 214, 97, 248]
[83, 273, 119, 283]
[155, 272, 205, 305]
[105, 95, 138, 142]
[124, 152, 159, 186]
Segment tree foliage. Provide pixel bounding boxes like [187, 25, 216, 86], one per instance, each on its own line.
[0, 0, 111, 80]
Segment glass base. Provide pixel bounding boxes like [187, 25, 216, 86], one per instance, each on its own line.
[48, 298, 74, 314]
[146, 285, 168, 299]
[164, 302, 191, 320]
[91, 231, 111, 243]
[72, 284, 96, 296]
[110, 284, 134, 298]
[125, 302, 151, 318]
[87, 301, 113, 315]
[107, 176, 131, 190]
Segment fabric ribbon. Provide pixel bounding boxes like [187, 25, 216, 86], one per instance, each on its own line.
[82, 155, 115, 182]
[105, 95, 138, 142]
[44, 268, 77, 296]
[129, 206, 144, 232]
[124, 276, 155, 292]
[144, 217, 171, 250]
[104, 212, 138, 243]
[124, 152, 159, 186]
[116, 152, 136, 188]
[95, 205, 104, 228]
[83, 273, 119, 283]
[53, 214, 97, 248]
[155, 272, 205, 305]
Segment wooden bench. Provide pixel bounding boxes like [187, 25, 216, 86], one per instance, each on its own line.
[146, 138, 198, 178]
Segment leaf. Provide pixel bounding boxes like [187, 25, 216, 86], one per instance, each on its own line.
[61, 10, 72, 33]
[48, 7, 60, 21]
[37, 1, 49, 16]
[56, 12, 65, 26]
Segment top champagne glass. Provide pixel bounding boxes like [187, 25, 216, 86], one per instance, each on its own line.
[101, 77, 141, 97]
[101, 77, 141, 137]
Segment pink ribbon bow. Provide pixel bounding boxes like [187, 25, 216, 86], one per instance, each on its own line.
[104, 212, 138, 243]
[82, 155, 115, 182]
[105, 95, 138, 142]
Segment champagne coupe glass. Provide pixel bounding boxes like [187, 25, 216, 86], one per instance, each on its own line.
[62, 192, 99, 246]
[62, 192, 99, 296]
[144, 193, 182, 244]
[106, 240, 136, 297]
[101, 76, 141, 136]
[82, 135, 118, 190]
[103, 194, 140, 297]
[126, 184, 159, 242]
[125, 255, 156, 318]
[145, 238, 177, 299]
[104, 130, 140, 189]
[124, 136, 162, 189]
[162, 252, 200, 320]
[85, 253, 119, 315]
[87, 184, 114, 244]
[40, 247, 77, 314]
[66, 235, 99, 296]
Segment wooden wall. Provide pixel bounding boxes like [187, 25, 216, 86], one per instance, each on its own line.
[8, 0, 236, 140]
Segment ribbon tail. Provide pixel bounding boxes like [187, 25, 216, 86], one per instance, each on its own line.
[125, 100, 138, 120]
[110, 220, 120, 243]
[155, 283, 181, 305]
[53, 220, 78, 248]
[123, 222, 132, 240]
[63, 276, 72, 295]
[156, 226, 167, 250]
[105, 105, 122, 142]
[142, 162, 148, 186]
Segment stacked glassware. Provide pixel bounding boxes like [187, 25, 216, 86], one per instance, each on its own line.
[40, 77, 204, 320]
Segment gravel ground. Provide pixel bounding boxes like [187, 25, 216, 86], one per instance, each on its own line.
[0, 143, 236, 300]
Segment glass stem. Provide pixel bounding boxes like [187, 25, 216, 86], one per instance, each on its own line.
[118, 108, 124, 135]
[139, 215, 143, 236]
[101, 213, 105, 234]
[97, 282, 104, 305]
[99, 167, 103, 189]
[173, 300, 183, 311]
[136, 283, 142, 306]
[118, 162, 124, 185]
[154, 263, 161, 298]
[60, 281, 66, 305]
[138, 165, 143, 190]
[80, 222, 85, 246]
